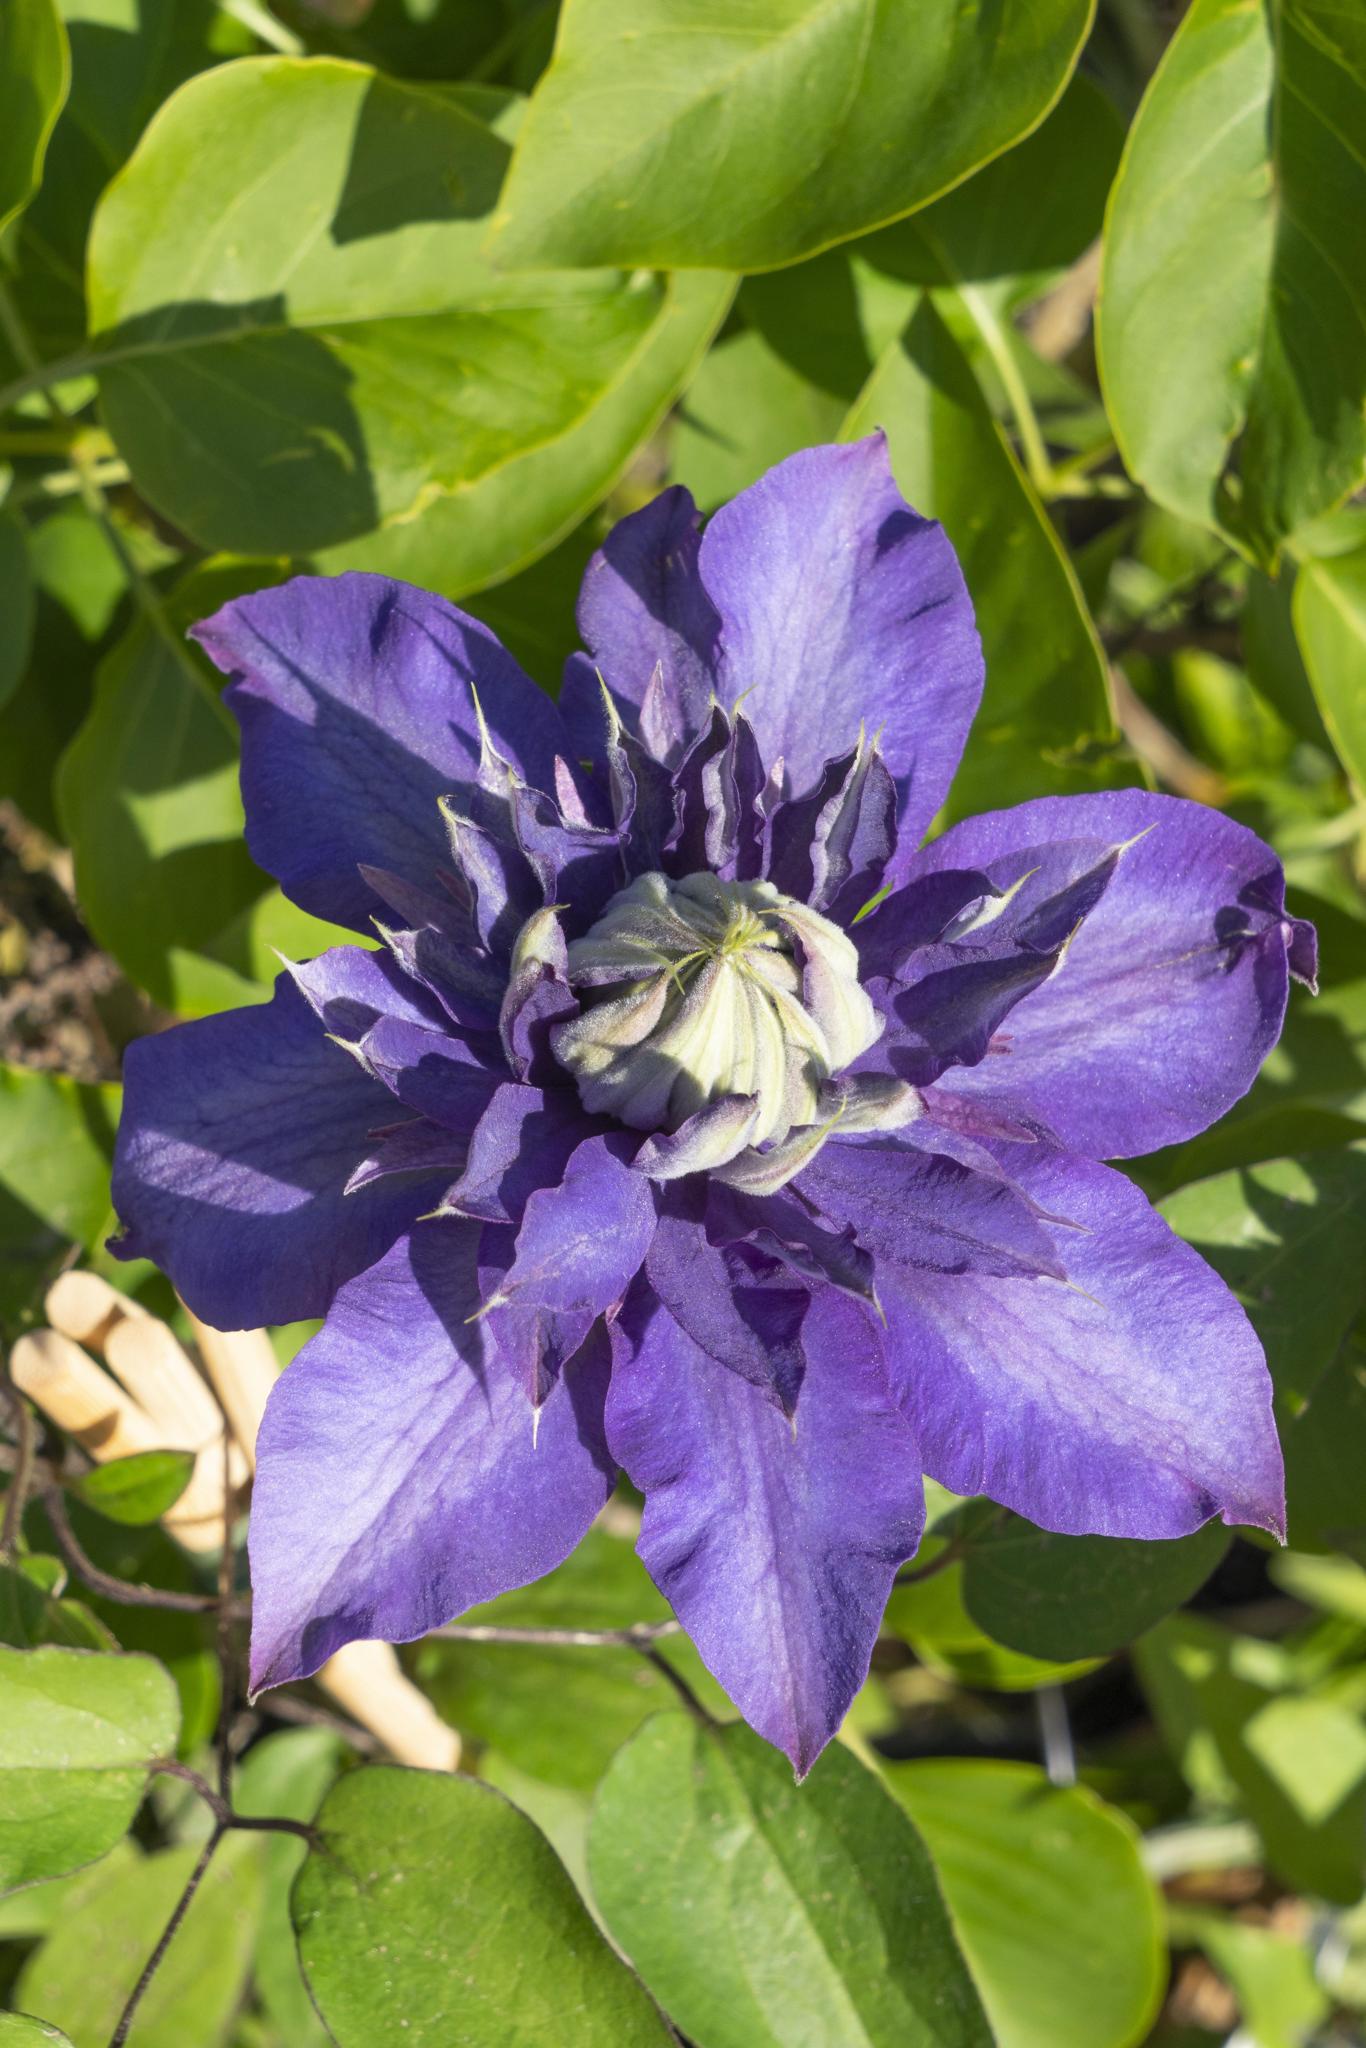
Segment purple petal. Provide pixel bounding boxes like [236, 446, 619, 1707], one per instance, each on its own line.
[481, 1133, 656, 1402]
[573, 485, 720, 759]
[287, 942, 451, 1037]
[698, 437, 982, 856]
[193, 572, 568, 933]
[347, 1014, 503, 1133]
[248, 1222, 615, 1689]
[607, 1282, 924, 1774]
[645, 1190, 809, 1413]
[439, 1081, 598, 1225]
[344, 1117, 468, 1194]
[799, 1137, 1068, 1282]
[111, 977, 445, 1328]
[879, 1146, 1285, 1541]
[909, 790, 1312, 1157]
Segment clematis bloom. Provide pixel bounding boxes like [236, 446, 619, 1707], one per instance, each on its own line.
[111, 438, 1316, 1773]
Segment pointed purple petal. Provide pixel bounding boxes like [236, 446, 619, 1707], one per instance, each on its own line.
[880, 1146, 1285, 1541]
[645, 1190, 809, 1413]
[909, 790, 1313, 1157]
[248, 1223, 615, 1689]
[607, 1283, 924, 1774]
[575, 486, 720, 757]
[111, 977, 445, 1328]
[698, 437, 982, 857]
[193, 572, 569, 932]
[799, 1137, 1068, 1282]
[481, 1133, 656, 1402]
[440, 1081, 598, 1225]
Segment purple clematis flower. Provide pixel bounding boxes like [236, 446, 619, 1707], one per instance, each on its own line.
[111, 437, 1316, 1774]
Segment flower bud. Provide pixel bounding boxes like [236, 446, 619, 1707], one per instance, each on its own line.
[550, 872, 882, 1158]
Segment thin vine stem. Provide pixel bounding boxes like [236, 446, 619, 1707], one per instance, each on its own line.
[149, 1759, 316, 1842]
[43, 1486, 233, 1614]
[107, 1826, 223, 2048]
[428, 1616, 682, 1649]
[0, 1366, 36, 1560]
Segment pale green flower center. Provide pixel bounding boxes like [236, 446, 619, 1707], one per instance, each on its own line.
[553, 872, 883, 1149]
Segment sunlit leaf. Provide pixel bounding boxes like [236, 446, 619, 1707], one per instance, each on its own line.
[0, 0, 68, 238]
[1293, 537, 1366, 793]
[71, 1451, 196, 1527]
[1099, 0, 1366, 561]
[294, 1763, 673, 2046]
[488, 0, 1092, 272]
[85, 59, 664, 556]
[588, 1715, 992, 2048]
[885, 1761, 1165, 2048]
[0, 1646, 179, 1894]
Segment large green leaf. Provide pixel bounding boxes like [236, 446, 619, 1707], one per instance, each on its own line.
[317, 266, 735, 596]
[1159, 1147, 1366, 1407]
[961, 1517, 1229, 1663]
[55, 560, 353, 1015]
[16, 1834, 264, 2048]
[588, 1715, 992, 2048]
[886, 1554, 1103, 1692]
[1098, 0, 1366, 562]
[293, 1763, 673, 2046]
[487, 0, 1093, 273]
[842, 295, 1117, 816]
[1294, 539, 1366, 792]
[885, 1761, 1164, 2048]
[84, 59, 664, 555]
[0, 1646, 179, 1894]
[0, 0, 68, 237]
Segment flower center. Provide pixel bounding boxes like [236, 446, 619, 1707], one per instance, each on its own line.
[550, 872, 882, 1147]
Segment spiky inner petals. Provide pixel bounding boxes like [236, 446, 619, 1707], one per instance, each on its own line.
[551, 873, 881, 1145]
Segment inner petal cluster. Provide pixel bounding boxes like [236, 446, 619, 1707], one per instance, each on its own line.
[550, 872, 882, 1147]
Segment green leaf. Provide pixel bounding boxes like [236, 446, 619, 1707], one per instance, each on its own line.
[886, 1555, 1103, 1692]
[55, 559, 352, 1015]
[885, 1760, 1165, 2048]
[16, 1834, 264, 2048]
[0, 1645, 180, 1894]
[0, 2016, 75, 2047]
[0, 0, 68, 237]
[1293, 539, 1366, 792]
[842, 295, 1117, 815]
[488, 0, 1092, 273]
[961, 1517, 1229, 1663]
[1137, 1613, 1366, 1904]
[1098, 0, 1366, 561]
[85, 58, 664, 556]
[1282, 1324, 1366, 1552]
[0, 512, 36, 714]
[588, 1715, 992, 2048]
[0, 1063, 119, 1317]
[293, 1763, 673, 2046]
[669, 325, 849, 513]
[70, 1451, 196, 1527]
[316, 266, 735, 597]
[1158, 1147, 1366, 1408]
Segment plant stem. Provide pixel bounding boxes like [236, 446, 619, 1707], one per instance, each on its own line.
[43, 1486, 231, 1613]
[0, 1366, 36, 1560]
[216, 0, 304, 54]
[107, 1827, 223, 2048]
[429, 1617, 682, 1648]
